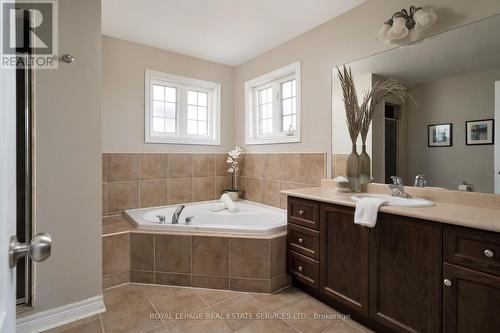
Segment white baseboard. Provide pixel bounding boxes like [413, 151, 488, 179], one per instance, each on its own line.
[16, 295, 106, 333]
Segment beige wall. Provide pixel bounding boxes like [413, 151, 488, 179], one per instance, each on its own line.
[102, 36, 235, 153]
[234, 0, 500, 159]
[407, 69, 500, 193]
[34, 0, 102, 311]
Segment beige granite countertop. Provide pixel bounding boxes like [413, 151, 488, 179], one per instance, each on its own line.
[281, 187, 500, 233]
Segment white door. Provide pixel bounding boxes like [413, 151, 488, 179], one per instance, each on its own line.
[0, 31, 18, 333]
[495, 81, 500, 194]
[1, 4, 53, 331]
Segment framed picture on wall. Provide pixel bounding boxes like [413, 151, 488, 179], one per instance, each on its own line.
[466, 119, 494, 145]
[428, 123, 453, 147]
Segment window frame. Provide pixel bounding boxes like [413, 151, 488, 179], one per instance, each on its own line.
[245, 61, 301, 145]
[145, 69, 221, 145]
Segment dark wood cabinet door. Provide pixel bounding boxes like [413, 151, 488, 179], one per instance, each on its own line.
[320, 204, 370, 315]
[443, 263, 500, 333]
[370, 213, 442, 333]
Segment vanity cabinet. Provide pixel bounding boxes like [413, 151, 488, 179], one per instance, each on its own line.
[287, 198, 320, 289]
[443, 225, 500, 333]
[287, 196, 500, 333]
[320, 204, 370, 315]
[369, 213, 442, 333]
[443, 263, 500, 333]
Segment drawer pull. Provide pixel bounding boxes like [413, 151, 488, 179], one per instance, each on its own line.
[484, 249, 495, 258]
[297, 266, 303, 273]
[444, 279, 452, 287]
[298, 210, 305, 216]
[298, 238, 304, 244]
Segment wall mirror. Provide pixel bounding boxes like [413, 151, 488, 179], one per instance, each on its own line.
[331, 14, 500, 194]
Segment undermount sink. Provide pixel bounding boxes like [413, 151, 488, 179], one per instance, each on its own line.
[351, 193, 434, 207]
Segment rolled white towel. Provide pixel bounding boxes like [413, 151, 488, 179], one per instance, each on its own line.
[220, 193, 238, 213]
[210, 202, 227, 212]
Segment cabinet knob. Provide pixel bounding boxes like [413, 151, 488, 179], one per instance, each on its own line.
[444, 279, 452, 287]
[298, 210, 305, 216]
[298, 238, 304, 244]
[297, 266, 303, 273]
[484, 249, 495, 258]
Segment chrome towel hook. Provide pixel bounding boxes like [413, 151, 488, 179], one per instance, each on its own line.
[61, 54, 74, 63]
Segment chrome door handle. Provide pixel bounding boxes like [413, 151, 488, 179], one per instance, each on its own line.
[298, 238, 304, 244]
[298, 210, 304, 216]
[443, 279, 452, 287]
[9, 233, 52, 268]
[297, 266, 303, 273]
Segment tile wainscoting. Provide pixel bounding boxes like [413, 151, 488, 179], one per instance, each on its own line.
[102, 152, 327, 215]
[332, 153, 348, 178]
[102, 217, 289, 293]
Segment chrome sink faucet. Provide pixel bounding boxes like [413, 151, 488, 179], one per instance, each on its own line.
[414, 173, 426, 187]
[171, 205, 185, 224]
[388, 176, 413, 199]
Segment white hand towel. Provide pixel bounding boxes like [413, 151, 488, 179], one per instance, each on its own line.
[354, 198, 388, 228]
[210, 202, 227, 212]
[221, 193, 238, 213]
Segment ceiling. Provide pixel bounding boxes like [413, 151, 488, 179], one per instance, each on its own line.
[102, 0, 365, 66]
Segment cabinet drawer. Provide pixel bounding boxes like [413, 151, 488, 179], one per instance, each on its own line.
[444, 225, 500, 276]
[288, 197, 319, 230]
[287, 223, 320, 259]
[288, 250, 319, 289]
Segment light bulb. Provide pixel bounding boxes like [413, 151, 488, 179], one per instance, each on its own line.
[413, 8, 437, 30]
[387, 16, 409, 40]
[375, 23, 391, 42]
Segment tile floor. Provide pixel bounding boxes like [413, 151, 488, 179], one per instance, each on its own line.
[43, 284, 374, 333]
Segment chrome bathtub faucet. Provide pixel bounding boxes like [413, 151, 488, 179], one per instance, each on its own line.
[388, 176, 412, 199]
[171, 205, 185, 224]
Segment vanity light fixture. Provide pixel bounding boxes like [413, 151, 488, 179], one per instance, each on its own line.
[376, 6, 437, 43]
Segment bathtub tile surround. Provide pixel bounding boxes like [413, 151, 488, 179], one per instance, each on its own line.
[192, 236, 229, 276]
[155, 234, 192, 273]
[140, 153, 167, 180]
[194, 154, 216, 177]
[332, 153, 349, 178]
[230, 238, 270, 279]
[102, 152, 326, 215]
[240, 152, 327, 209]
[107, 181, 140, 213]
[299, 153, 326, 185]
[102, 216, 289, 292]
[130, 233, 154, 271]
[139, 180, 167, 207]
[102, 232, 130, 289]
[107, 153, 140, 182]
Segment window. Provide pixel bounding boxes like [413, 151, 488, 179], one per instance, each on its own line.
[145, 70, 221, 145]
[245, 62, 300, 145]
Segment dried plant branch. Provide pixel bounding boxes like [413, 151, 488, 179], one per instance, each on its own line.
[337, 66, 362, 144]
[359, 78, 413, 142]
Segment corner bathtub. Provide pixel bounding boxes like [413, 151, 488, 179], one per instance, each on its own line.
[124, 200, 287, 237]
